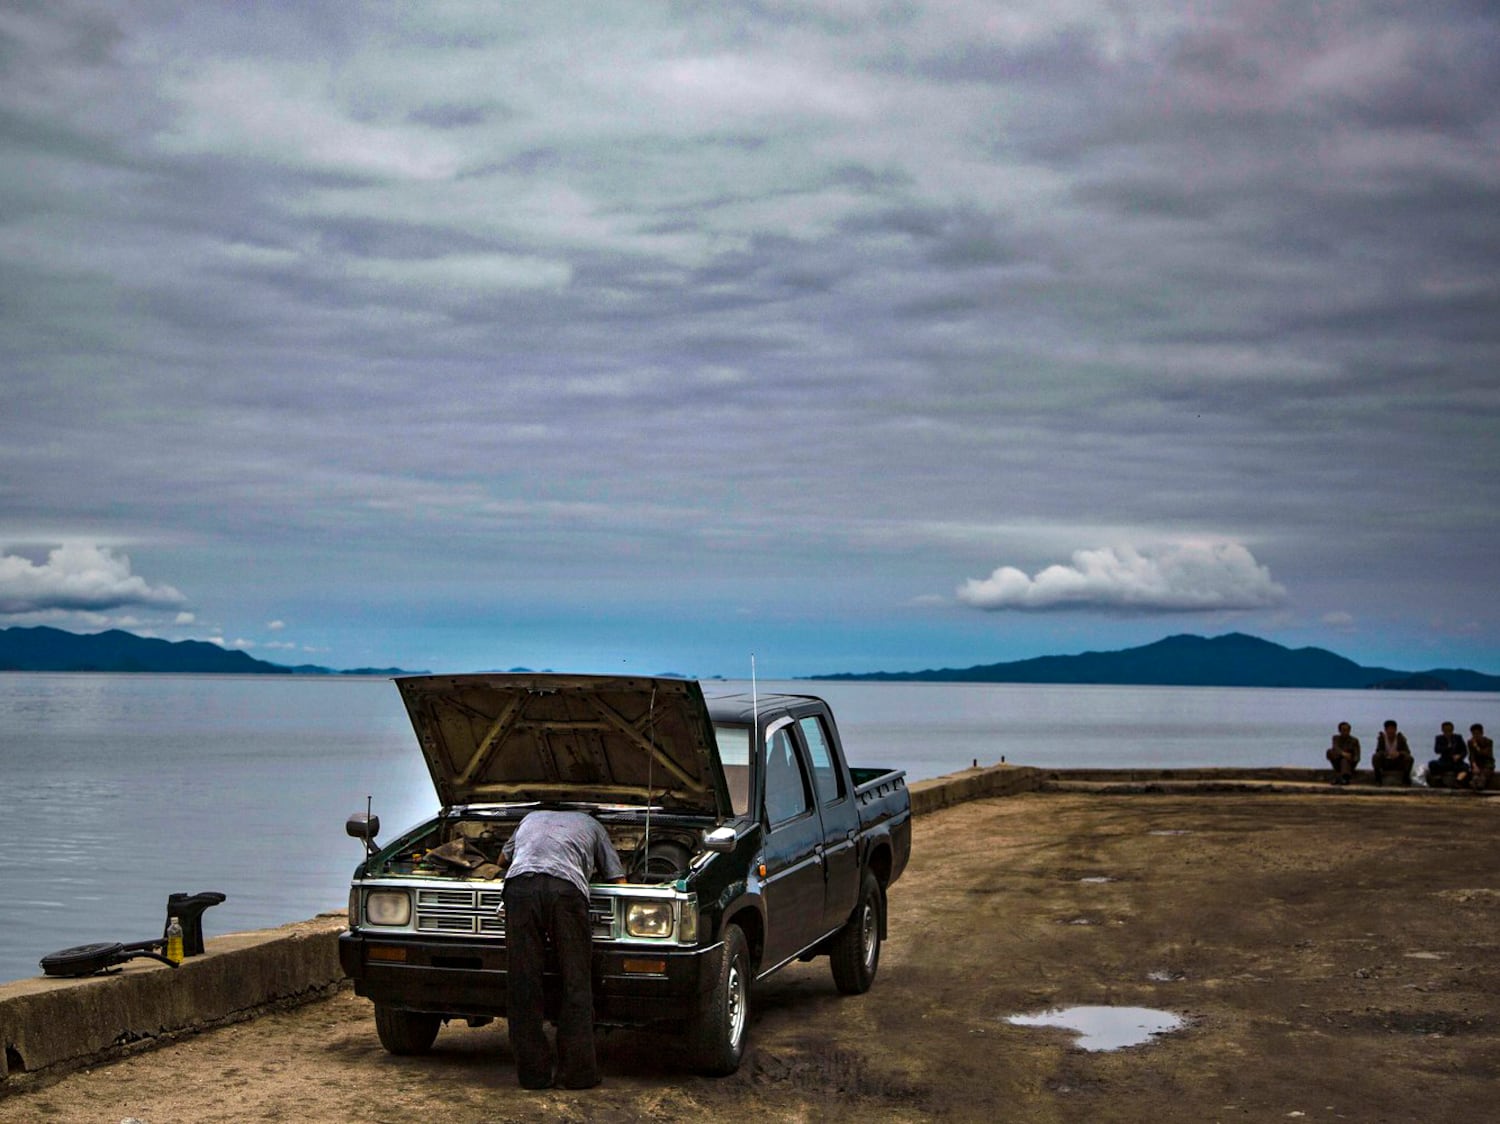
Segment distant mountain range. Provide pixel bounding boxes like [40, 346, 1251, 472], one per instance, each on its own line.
[4, 626, 1495, 691]
[811, 632, 1500, 692]
[0, 626, 422, 677]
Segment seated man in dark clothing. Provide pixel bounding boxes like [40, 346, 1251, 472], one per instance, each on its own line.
[1325, 721, 1361, 785]
[1425, 721, 1470, 788]
[1371, 720, 1413, 786]
[1469, 723, 1495, 791]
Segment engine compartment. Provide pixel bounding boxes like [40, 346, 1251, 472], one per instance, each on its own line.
[370, 814, 703, 885]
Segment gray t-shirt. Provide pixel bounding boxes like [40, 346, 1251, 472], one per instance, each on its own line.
[502, 810, 625, 900]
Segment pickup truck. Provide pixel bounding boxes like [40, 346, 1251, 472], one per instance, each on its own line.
[338, 673, 910, 1075]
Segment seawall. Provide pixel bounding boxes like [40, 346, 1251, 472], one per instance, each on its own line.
[2, 762, 1487, 1095]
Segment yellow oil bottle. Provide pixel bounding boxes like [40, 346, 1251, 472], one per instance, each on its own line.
[165, 916, 184, 965]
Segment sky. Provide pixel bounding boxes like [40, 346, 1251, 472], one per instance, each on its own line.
[2, 0, 1498, 679]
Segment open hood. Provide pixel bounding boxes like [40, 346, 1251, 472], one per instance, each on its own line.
[395, 673, 728, 817]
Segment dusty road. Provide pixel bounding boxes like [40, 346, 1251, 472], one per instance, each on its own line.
[3, 790, 1496, 1122]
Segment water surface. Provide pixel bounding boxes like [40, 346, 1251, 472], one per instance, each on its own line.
[1, 673, 1493, 984]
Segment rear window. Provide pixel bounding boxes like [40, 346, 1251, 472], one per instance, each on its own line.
[713, 724, 752, 815]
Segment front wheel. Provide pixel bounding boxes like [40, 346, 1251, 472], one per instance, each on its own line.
[374, 1004, 441, 1055]
[829, 871, 882, 995]
[690, 923, 751, 1075]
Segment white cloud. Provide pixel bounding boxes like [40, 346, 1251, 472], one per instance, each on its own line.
[343, 253, 572, 293]
[175, 611, 197, 624]
[158, 60, 463, 181]
[0, 544, 187, 615]
[206, 634, 255, 649]
[266, 619, 286, 631]
[957, 542, 1287, 613]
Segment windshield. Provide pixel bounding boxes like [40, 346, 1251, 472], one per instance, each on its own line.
[713, 724, 752, 816]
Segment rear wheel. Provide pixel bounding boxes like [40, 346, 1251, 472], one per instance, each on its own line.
[690, 923, 751, 1075]
[374, 1004, 441, 1055]
[829, 871, 882, 995]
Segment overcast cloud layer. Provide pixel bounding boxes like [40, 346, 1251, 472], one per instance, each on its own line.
[2, 1, 1497, 676]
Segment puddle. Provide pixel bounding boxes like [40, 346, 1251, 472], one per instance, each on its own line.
[1146, 970, 1185, 982]
[1078, 876, 1114, 883]
[1005, 1006, 1184, 1051]
[1148, 829, 1191, 836]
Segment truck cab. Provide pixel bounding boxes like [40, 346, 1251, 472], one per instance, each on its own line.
[338, 673, 910, 1074]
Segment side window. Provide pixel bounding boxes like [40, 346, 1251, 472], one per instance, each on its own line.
[798, 716, 845, 805]
[763, 726, 811, 826]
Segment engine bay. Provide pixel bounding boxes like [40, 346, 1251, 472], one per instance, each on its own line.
[369, 814, 704, 885]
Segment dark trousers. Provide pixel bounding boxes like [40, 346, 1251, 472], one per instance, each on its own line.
[502, 874, 598, 1088]
[1373, 752, 1412, 784]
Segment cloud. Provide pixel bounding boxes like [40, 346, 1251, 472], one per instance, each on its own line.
[0, 544, 187, 615]
[957, 542, 1287, 613]
[206, 634, 255, 650]
[0, 3, 1496, 674]
[266, 619, 286, 631]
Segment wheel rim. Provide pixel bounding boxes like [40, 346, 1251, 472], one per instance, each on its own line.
[726, 957, 748, 1048]
[860, 899, 878, 969]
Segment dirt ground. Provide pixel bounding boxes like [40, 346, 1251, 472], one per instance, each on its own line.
[3, 790, 1497, 1123]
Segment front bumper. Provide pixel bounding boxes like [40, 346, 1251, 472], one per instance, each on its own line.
[338, 930, 718, 1025]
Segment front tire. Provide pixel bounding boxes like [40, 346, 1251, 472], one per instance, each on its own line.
[374, 1004, 441, 1055]
[829, 871, 882, 995]
[690, 923, 751, 1075]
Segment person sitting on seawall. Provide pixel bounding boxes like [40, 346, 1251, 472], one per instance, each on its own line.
[1468, 723, 1495, 792]
[1370, 720, 1413, 786]
[1325, 721, 1361, 785]
[499, 809, 627, 1090]
[1425, 722, 1471, 788]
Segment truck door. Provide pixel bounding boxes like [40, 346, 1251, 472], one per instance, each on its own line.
[797, 712, 861, 932]
[758, 718, 826, 969]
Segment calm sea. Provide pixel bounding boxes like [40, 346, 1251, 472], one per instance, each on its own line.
[1, 673, 1494, 984]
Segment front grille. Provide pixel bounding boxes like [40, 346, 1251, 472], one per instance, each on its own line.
[412, 886, 617, 941]
[417, 914, 477, 934]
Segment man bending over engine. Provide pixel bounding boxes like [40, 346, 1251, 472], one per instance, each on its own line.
[500, 811, 626, 1090]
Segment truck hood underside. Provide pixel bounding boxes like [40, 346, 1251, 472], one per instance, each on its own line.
[395, 673, 728, 817]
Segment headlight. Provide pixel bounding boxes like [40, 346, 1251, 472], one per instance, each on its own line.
[625, 900, 674, 938]
[679, 896, 699, 943]
[364, 890, 412, 927]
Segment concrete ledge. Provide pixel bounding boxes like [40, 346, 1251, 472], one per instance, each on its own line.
[1030, 766, 1500, 795]
[0, 913, 345, 1095]
[908, 763, 1042, 814]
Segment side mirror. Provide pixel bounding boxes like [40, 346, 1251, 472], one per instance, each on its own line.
[702, 825, 737, 853]
[346, 812, 380, 843]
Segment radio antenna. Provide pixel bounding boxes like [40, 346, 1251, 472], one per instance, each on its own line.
[750, 652, 758, 730]
[750, 654, 759, 814]
[643, 685, 656, 875]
